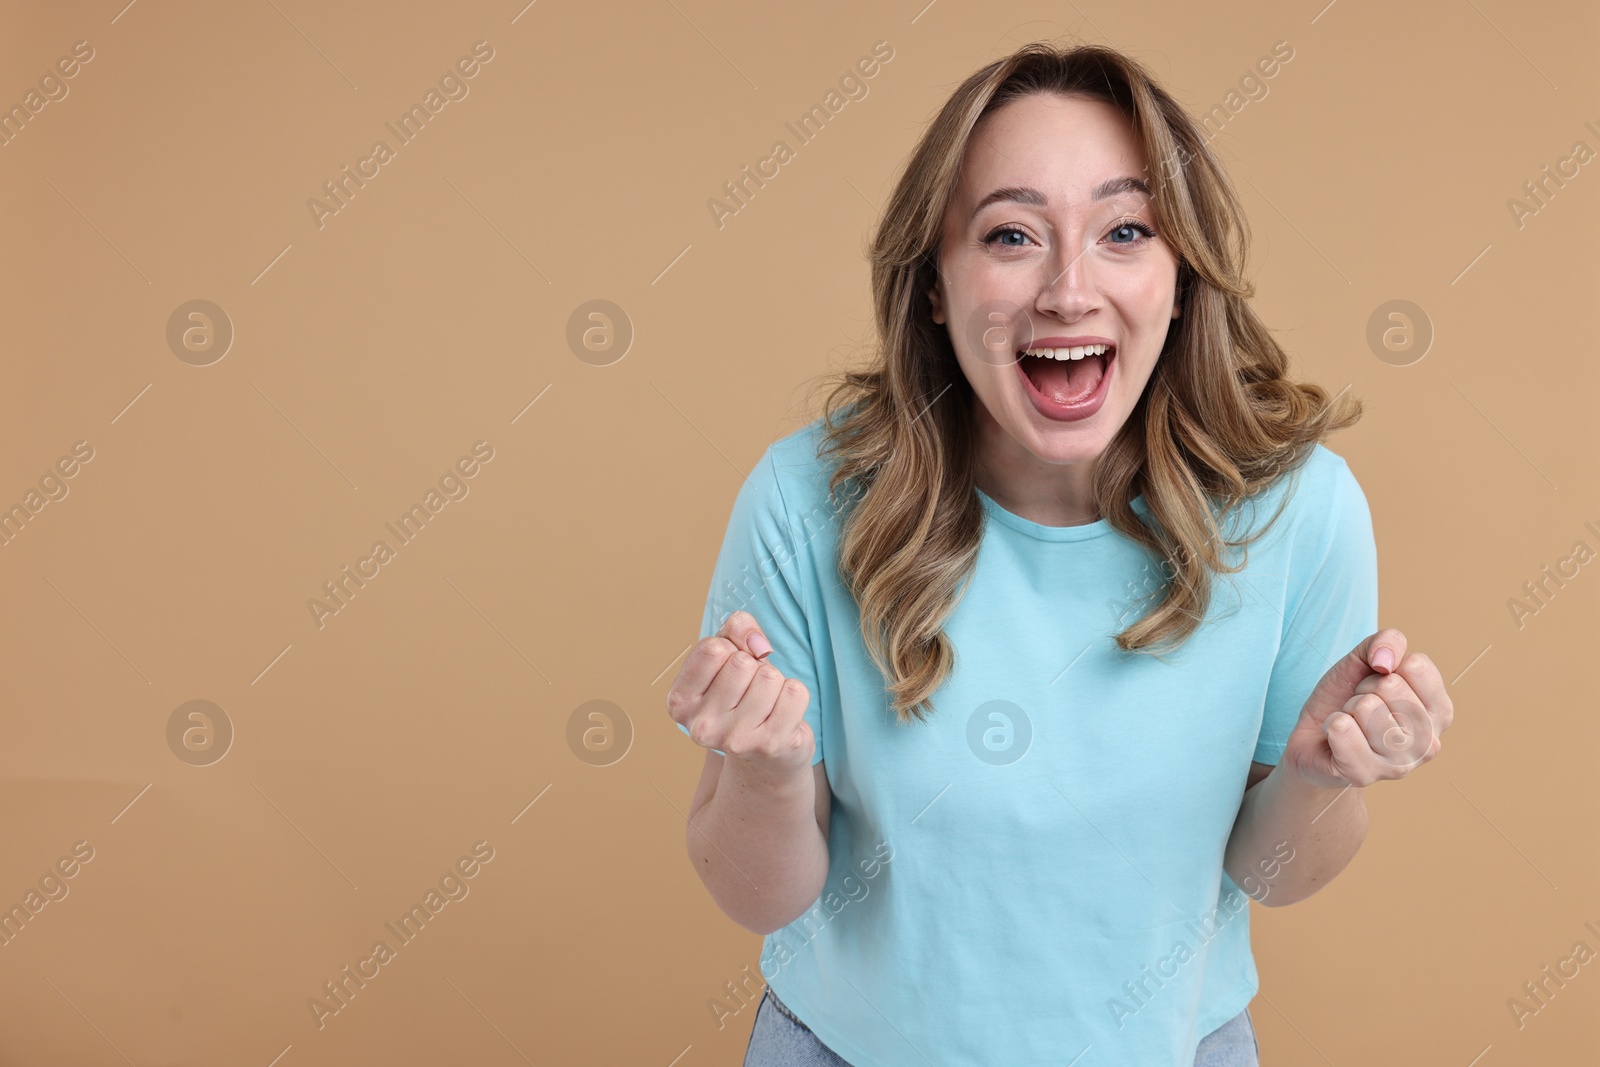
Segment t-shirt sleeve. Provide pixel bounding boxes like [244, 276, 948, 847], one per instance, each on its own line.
[675, 446, 825, 766]
[1254, 453, 1380, 765]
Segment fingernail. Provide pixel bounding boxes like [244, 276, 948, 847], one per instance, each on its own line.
[1372, 647, 1394, 672]
[750, 631, 773, 659]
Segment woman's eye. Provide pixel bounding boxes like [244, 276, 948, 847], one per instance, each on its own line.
[983, 226, 1032, 248]
[1108, 220, 1157, 245]
[983, 221, 1156, 249]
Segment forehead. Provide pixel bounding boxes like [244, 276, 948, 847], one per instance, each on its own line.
[958, 93, 1148, 202]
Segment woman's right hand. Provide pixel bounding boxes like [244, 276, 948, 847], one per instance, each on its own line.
[668, 610, 815, 780]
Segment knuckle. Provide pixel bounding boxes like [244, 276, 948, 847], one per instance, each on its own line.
[1376, 676, 1411, 701]
[1402, 651, 1433, 672]
[664, 686, 688, 720]
[687, 719, 713, 748]
[699, 635, 734, 661]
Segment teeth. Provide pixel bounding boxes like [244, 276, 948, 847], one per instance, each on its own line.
[1019, 344, 1112, 360]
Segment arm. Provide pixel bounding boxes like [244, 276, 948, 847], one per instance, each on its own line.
[1228, 633, 1451, 907]
[686, 751, 831, 935]
[675, 446, 835, 934]
[1229, 451, 1378, 906]
[1224, 759, 1366, 907]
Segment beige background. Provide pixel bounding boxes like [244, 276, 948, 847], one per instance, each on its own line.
[0, 0, 1596, 1063]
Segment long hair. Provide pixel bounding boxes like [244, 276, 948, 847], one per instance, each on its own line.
[802, 40, 1361, 725]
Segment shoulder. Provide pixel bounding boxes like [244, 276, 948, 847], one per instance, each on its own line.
[766, 416, 829, 474]
[1293, 443, 1369, 526]
[758, 415, 858, 524]
[1228, 442, 1371, 554]
[1295, 441, 1362, 492]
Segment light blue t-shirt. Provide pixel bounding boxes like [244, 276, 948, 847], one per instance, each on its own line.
[678, 415, 1379, 1066]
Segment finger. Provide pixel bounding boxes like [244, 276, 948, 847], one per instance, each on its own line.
[724, 661, 789, 754]
[670, 634, 742, 712]
[1335, 691, 1398, 746]
[1352, 669, 1421, 705]
[718, 609, 774, 660]
[701, 647, 764, 726]
[1324, 710, 1391, 787]
[1364, 627, 1408, 675]
[759, 680, 815, 763]
[1340, 684, 1431, 773]
[769, 679, 815, 758]
[1393, 651, 1454, 732]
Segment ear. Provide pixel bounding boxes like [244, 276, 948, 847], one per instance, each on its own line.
[928, 283, 945, 325]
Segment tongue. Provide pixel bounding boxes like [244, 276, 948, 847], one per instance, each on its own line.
[1024, 353, 1105, 404]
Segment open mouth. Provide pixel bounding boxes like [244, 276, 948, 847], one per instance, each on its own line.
[1016, 343, 1115, 406]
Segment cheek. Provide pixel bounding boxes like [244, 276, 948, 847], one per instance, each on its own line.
[1107, 270, 1176, 320]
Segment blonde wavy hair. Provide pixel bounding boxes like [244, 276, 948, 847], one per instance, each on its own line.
[799, 40, 1361, 725]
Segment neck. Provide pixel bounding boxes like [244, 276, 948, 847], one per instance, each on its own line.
[971, 398, 1103, 527]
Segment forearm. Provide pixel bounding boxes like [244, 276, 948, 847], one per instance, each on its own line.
[686, 760, 829, 935]
[1224, 764, 1367, 907]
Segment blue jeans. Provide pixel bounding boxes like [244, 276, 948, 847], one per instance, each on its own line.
[742, 985, 1261, 1066]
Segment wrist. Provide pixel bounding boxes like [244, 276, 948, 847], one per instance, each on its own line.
[722, 754, 813, 798]
[1269, 759, 1364, 808]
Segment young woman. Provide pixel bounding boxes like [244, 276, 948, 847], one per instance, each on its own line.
[670, 41, 1452, 1067]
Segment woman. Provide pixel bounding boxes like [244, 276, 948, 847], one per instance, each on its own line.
[670, 41, 1452, 1066]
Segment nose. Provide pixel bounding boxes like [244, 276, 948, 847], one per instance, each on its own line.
[1034, 238, 1101, 321]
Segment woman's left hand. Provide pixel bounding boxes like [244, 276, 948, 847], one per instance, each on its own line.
[1280, 628, 1455, 790]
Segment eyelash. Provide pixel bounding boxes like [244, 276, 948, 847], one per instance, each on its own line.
[983, 218, 1157, 249]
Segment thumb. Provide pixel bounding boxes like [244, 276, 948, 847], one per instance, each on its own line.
[1362, 627, 1406, 675]
[720, 610, 773, 660]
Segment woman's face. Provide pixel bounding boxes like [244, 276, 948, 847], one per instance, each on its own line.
[929, 91, 1180, 473]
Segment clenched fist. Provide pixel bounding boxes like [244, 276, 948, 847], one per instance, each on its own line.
[1282, 627, 1454, 789]
[667, 610, 815, 781]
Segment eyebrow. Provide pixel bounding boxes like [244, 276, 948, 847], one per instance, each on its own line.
[970, 176, 1153, 220]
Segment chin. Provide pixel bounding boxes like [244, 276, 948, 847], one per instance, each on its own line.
[1009, 411, 1112, 459]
